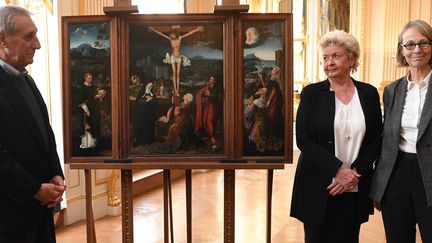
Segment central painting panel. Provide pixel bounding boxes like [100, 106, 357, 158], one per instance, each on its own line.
[127, 20, 225, 156]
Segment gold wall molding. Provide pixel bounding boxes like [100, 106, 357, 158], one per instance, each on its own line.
[68, 0, 114, 15]
[349, 0, 365, 82]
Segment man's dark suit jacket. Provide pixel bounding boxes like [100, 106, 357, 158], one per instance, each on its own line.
[290, 79, 383, 227]
[0, 67, 64, 233]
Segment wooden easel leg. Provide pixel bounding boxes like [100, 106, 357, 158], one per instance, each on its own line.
[121, 169, 133, 243]
[84, 169, 97, 243]
[186, 170, 192, 243]
[224, 169, 235, 243]
[163, 170, 168, 243]
[266, 169, 274, 243]
[163, 170, 174, 243]
[168, 170, 174, 243]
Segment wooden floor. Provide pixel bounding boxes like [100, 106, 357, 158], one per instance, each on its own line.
[56, 150, 422, 243]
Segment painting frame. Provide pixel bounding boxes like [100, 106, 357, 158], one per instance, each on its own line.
[62, 16, 119, 163]
[119, 14, 233, 163]
[61, 13, 292, 165]
[237, 13, 293, 163]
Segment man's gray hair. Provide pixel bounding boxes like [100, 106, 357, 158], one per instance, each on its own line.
[0, 6, 31, 35]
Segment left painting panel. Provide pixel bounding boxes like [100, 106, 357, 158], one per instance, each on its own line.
[63, 18, 113, 160]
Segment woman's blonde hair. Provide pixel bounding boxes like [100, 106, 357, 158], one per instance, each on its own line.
[318, 30, 360, 72]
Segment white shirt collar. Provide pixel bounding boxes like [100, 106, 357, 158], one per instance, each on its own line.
[0, 58, 28, 79]
[406, 69, 432, 90]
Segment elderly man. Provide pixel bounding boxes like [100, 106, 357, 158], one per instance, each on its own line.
[0, 6, 65, 243]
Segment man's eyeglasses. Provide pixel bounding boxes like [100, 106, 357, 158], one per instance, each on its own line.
[400, 40, 432, 50]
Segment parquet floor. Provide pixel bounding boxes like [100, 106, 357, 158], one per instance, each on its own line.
[56, 150, 422, 243]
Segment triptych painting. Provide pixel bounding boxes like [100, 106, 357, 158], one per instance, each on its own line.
[62, 14, 292, 164]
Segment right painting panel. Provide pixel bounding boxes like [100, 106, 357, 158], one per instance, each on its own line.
[242, 15, 292, 159]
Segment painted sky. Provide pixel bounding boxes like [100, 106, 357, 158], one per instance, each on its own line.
[70, 23, 110, 49]
[243, 22, 283, 61]
[182, 41, 223, 60]
[244, 37, 282, 60]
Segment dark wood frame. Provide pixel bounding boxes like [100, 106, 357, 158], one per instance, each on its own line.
[118, 14, 233, 163]
[62, 14, 292, 164]
[61, 16, 119, 163]
[236, 14, 293, 163]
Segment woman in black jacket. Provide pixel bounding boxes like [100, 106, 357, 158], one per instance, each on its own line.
[290, 30, 382, 243]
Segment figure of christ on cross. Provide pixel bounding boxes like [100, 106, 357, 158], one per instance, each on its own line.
[149, 25, 204, 97]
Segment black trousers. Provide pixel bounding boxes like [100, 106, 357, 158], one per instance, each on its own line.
[381, 151, 432, 243]
[304, 192, 360, 243]
[0, 209, 56, 243]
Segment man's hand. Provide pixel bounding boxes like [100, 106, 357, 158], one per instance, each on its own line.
[50, 176, 66, 189]
[47, 176, 66, 208]
[33, 183, 65, 208]
[33, 176, 66, 208]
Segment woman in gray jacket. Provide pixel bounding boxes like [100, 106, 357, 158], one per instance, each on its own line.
[370, 19, 432, 243]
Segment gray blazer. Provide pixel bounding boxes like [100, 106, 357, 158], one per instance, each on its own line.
[370, 75, 432, 206]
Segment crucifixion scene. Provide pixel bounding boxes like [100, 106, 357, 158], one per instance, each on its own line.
[128, 23, 224, 155]
[149, 25, 204, 97]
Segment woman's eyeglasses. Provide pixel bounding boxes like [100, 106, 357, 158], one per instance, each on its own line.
[400, 40, 432, 50]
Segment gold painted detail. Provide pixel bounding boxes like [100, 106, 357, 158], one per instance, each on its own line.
[107, 170, 121, 207]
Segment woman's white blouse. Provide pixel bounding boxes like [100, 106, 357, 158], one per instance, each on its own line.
[333, 88, 365, 192]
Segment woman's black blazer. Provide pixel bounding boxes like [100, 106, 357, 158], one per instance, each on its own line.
[290, 79, 382, 227]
